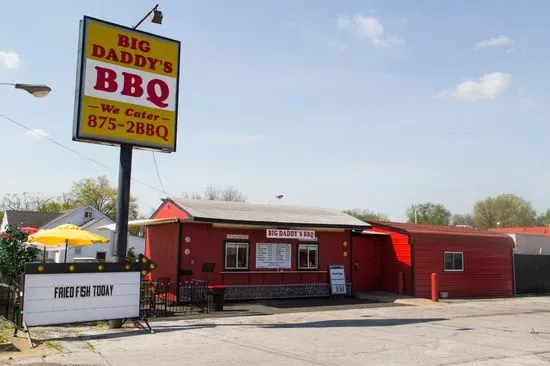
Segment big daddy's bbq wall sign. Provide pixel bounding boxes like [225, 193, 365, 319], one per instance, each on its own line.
[73, 16, 181, 152]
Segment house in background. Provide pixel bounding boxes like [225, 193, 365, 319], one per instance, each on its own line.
[0, 205, 144, 263]
[1, 211, 62, 233]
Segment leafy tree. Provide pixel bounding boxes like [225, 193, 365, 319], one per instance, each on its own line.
[343, 209, 390, 222]
[39, 193, 77, 213]
[473, 194, 536, 229]
[126, 247, 137, 263]
[406, 202, 452, 225]
[69, 175, 139, 221]
[0, 227, 39, 287]
[536, 209, 550, 226]
[184, 185, 247, 202]
[451, 214, 475, 227]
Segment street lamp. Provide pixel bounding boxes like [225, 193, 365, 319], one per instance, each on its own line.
[0, 83, 51, 98]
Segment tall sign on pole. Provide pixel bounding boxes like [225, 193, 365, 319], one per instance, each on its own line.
[73, 16, 180, 152]
[72, 9, 180, 329]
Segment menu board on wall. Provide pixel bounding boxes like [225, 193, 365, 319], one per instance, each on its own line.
[256, 243, 292, 269]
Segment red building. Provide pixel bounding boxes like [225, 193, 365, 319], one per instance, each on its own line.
[354, 222, 515, 298]
[141, 199, 515, 300]
[143, 198, 369, 300]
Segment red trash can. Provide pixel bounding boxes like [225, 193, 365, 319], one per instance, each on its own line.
[208, 285, 226, 311]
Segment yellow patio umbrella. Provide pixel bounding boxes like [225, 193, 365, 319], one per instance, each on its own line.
[28, 224, 109, 263]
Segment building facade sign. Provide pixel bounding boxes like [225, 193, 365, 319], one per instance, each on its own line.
[266, 229, 316, 241]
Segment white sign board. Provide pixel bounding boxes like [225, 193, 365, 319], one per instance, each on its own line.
[226, 234, 249, 240]
[23, 271, 140, 326]
[266, 229, 316, 241]
[328, 265, 347, 295]
[256, 243, 292, 269]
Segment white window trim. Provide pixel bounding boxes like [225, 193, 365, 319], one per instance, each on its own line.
[298, 244, 319, 270]
[84, 210, 93, 219]
[444, 251, 464, 272]
[225, 242, 249, 270]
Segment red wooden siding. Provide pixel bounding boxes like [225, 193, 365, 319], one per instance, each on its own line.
[412, 233, 514, 298]
[145, 223, 179, 282]
[178, 223, 351, 286]
[146, 198, 353, 288]
[370, 226, 412, 295]
[152, 200, 190, 220]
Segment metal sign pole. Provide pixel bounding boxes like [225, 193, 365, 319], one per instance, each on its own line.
[113, 143, 133, 266]
[109, 5, 160, 329]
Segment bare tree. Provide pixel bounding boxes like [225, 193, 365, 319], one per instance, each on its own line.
[0, 192, 58, 212]
[183, 185, 247, 202]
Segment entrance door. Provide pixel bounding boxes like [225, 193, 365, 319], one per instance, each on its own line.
[351, 236, 383, 294]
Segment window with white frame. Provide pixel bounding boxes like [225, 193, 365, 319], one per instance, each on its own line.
[84, 210, 93, 219]
[444, 252, 464, 271]
[225, 242, 249, 270]
[298, 244, 318, 270]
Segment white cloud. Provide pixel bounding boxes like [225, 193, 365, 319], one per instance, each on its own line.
[434, 72, 511, 101]
[23, 129, 49, 139]
[0, 51, 20, 69]
[474, 36, 513, 50]
[328, 41, 348, 51]
[337, 15, 404, 47]
[506, 48, 517, 54]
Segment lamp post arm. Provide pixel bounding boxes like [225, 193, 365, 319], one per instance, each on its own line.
[133, 4, 158, 29]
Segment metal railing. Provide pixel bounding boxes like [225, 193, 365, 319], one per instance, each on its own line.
[140, 280, 210, 317]
[0, 283, 21, 326]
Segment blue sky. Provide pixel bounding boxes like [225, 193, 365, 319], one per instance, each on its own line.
[0, 0, 548, 221]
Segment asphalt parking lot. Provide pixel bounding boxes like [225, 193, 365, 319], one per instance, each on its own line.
[7, 296, 550, 365]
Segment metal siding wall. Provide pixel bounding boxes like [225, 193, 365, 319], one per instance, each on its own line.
[413, 233, 514, 298]
[514, 254, 550, 294]
[371, 226, 412, 295]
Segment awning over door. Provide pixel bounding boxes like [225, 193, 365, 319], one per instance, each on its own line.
[97, 217, 180, 231]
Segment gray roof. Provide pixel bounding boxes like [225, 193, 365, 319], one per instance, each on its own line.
[42, 207, 83, 228]
[169, 198, 370, 229]
[4, 210, 62, 229]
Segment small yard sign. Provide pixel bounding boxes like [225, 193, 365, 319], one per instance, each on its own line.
[328, 264, 347, 295]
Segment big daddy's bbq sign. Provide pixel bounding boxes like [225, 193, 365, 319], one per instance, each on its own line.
[73, 16, 181, 152]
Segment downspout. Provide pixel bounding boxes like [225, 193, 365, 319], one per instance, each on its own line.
[348, 230, 353, 295]
[409, 233, 416, 297]
[175, 222, 183, 303]
[511, 246, 516, 296]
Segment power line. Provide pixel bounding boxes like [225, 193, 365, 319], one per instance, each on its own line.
[152, 152, 168, 196]
[0, 112, 173, 198]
